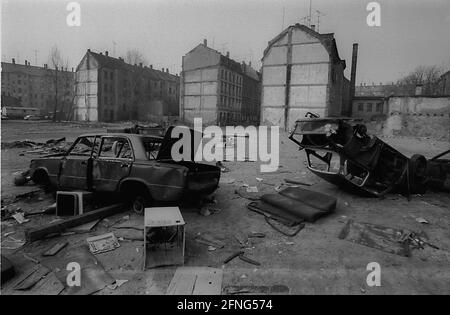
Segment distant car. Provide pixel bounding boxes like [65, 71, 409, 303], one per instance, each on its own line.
[24, 114, 40, 120]
[28, 126, 221, 213]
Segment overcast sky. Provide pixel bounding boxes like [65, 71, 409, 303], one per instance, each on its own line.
[1, 0, 449, 84]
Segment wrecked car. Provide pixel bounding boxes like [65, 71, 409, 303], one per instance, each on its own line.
[28, 126, 221, 213]
[288, 116, 442, 197]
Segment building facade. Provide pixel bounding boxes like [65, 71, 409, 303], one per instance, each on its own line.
[1, 59, 75, 118]
[355, 83, 417, 97]
[74, 49, 179, 122]
[180, 40, 261, 126]
[436, 71, 450, 95]
[352, 96, 386, 121]
[260, 24, 348, 130]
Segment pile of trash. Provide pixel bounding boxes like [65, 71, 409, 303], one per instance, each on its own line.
[2, 137, 72, 155]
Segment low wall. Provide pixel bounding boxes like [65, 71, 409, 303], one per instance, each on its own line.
[382, 96, 450, 141]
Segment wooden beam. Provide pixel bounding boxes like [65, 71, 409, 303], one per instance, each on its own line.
[25, 203, 126, 242]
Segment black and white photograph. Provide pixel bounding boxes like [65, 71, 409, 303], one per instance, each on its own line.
[0, 0, 449, 299]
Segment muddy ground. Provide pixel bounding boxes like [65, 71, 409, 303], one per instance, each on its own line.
[1, 120, 450, 295]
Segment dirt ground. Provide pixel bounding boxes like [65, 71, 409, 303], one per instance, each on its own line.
[1, 120, 450, 295]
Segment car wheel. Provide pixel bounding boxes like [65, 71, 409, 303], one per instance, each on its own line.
[132, 195, 147, 214]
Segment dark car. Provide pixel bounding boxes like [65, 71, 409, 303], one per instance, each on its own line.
[28, 126, 221, 213]
[289, 116, 432, 197]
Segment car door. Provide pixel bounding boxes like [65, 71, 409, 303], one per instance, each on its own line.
[92, 136, 133, 192]
[58, 136, 96, 190]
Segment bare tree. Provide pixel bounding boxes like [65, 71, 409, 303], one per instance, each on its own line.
[399, 65, 443, 94]
[125, 49, 148, 66]
[48, 45, 71, 121]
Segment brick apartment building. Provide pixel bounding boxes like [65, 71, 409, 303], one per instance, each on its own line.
[1, 59, 75, 118]
[73, 49, 179, 122]
[180, 40, 261, 126]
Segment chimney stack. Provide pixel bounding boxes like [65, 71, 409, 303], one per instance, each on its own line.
[349, 43, 359, 116]
[12, 58, 15, 64]
[166, 68, 169, 73]
[310, 25, 316, 31]
[105, 51, 108, 56]
[203, 39, 207, 46]
[226, 52, 230, 58]
[139, 62, 143, 67]
[150, 65, 153, 69]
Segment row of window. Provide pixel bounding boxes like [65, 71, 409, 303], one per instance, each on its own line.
[217, 111, 259, 125]
[220, 81, 242, 97]
[220, 69, 242, 85]
[219, 95, 241, 110]
[357, 102, 383, 113]
[103, 80, 176, 96]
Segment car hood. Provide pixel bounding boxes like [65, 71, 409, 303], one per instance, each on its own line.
[156, 125, 203, 161]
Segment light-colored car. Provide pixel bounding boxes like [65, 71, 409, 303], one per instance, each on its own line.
[29, 126, 221, 213]
[24, 114, 41, 120]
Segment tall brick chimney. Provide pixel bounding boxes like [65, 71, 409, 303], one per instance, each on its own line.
[203, 39, 207, 46]
[12, 58, 15, 64]
[349, 43, 359, 116]
[105, 51, 109, 56]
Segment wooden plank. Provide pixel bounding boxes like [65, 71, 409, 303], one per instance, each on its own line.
[14, 265, 50, 291]
[166, 269, 196, 295]
[42, 241, 68, 256]
[29, 272, 65, 295]
[25, 203, 125, 242]
[166, 267, 223, 295]
[192, 267, 223, 295]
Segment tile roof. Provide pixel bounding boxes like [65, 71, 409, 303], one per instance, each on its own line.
[87, 50, 178, 82]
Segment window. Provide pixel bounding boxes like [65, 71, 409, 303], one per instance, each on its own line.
[99, 137, 133, 159]
[142, 137, 162, 160]
[68, 137, 95, 156]
[376, 102, 383, 113]
[357, 103, 363, 111]
[366, 103, 373, 112]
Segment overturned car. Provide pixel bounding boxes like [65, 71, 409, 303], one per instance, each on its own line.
[289, 116, 449, 197]
[28, 126, 221, 213]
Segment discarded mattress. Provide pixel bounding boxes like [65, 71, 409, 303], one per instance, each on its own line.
[247, 187, 337, 224]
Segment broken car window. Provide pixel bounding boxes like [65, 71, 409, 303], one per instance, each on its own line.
[142, 137, 162, 160]
[68, 136, 95, 156]
[99, 137, 133, 159]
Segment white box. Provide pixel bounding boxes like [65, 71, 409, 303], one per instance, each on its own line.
[143, 206, 185, 269]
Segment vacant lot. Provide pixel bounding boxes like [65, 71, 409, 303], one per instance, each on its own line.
[1, 120, 450, 294]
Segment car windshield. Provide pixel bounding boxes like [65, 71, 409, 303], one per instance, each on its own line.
[142, 137, 162, 160]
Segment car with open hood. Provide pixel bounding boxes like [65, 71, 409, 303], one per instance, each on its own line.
[28, 126, 221, 213]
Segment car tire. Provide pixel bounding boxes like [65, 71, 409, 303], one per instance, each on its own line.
[129, 190, 152, 215]
[32, 170, 50, 187]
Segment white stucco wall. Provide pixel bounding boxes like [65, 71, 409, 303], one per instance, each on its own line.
[261, 26, 331, 129]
